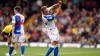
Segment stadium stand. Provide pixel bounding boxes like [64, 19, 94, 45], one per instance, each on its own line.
[0, 0, 100, 47]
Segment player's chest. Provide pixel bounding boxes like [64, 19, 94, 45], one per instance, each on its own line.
[44, 15, 54, 19]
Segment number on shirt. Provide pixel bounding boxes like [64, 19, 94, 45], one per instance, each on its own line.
[15, 16, 24, 26]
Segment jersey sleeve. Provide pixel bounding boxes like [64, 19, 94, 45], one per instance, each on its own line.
[47, 7, 52, 12]
[21, 15, 25, 23]
[12, 16, 16, 23]
[42, 15, 48, 23]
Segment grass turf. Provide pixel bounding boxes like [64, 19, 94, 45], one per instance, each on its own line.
[0, 46, 100, 56]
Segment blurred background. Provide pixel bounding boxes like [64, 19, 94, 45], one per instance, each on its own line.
[0, 0, 100, 47]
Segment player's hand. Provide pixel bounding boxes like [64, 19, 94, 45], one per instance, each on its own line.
[11, 37, 15, 42]
[59, 1, 62, 4]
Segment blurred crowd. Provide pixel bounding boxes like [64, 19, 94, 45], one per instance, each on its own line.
[0, 0, 100, 45]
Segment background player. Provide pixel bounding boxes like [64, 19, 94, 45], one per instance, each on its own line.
[1, 25, 18, 55]
[7, 6, 25, 56]
[41, 1, 62, 56]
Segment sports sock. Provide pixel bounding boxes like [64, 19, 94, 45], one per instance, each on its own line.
[54, 46, 59, 56]
[45, 44, 55, 56]
[21, 44, 25, 55]
[9, 44, 14, 55]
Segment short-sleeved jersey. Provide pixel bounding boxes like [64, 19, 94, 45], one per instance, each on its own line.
[2, 25, 12, 33]
[12, 13, 24, 34]
[42, 7, 57, 29]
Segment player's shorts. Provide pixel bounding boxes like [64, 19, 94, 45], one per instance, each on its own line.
[12, 34, 25, 43]
[47, 28, 59, 42]
[1, 32, 12, 38]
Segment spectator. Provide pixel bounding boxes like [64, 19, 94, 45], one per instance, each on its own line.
[0, 0, 100, 47]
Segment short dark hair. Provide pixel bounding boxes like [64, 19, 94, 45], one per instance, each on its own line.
[14, 6, 21, 12]
[41, 6, 47, 12]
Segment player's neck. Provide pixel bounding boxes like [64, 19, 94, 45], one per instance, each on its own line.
[15, 12, 20, 14]
[43, 11, 48, 15]
[43, 13, 48, 15]
[16, 13, 20, 14]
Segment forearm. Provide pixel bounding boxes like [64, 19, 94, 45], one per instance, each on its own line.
[48, 2, 60, 10]
[57, 1, 62, 13]
[52, 3, 59, 8]
[56, 4, 61, 14]
[12, 24, 15, 36]
[53, 2, 61, 17]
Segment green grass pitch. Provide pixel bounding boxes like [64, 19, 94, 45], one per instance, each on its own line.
[0, 46, 100, 56]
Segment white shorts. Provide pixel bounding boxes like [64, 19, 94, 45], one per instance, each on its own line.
[12, 34, 25, 43]
[47, 28, 59, 42]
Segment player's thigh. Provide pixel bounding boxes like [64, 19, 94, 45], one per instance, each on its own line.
[8, 32, 12, 37]
[48, 29, 59, 42]
[1, 32, 9, 38]
[18, 34, 25, 43]
[8, 37, 12, 45]
[13, 34, 19, 42]
[49, 34, 59, 43]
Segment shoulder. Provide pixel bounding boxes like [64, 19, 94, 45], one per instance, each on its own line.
[5, 25, 12, 29]
[12, 15, 15, 18]
[19, 13, 23, 16]
[47, 7, 52, 11]
[3, 25, 10, 30]
[20, 14, 24, 18]
[12, 15, 16, 20]
[8, 25, 12, 27]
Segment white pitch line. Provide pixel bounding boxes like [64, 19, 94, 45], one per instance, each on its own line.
[36, 51, 100, 56]
[1, 51, 100, 56]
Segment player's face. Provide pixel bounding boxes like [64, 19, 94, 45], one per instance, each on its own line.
[43, 9, 48, 15]
[14, 9, 17, 14]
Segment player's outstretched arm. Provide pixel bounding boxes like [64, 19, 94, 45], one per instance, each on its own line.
[12, 23, 15, 39]
[53, 1, 62, 17]
[12, 16, 15, 40]
[49, 3, 59, 9]
[48, 1, 61, 11]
